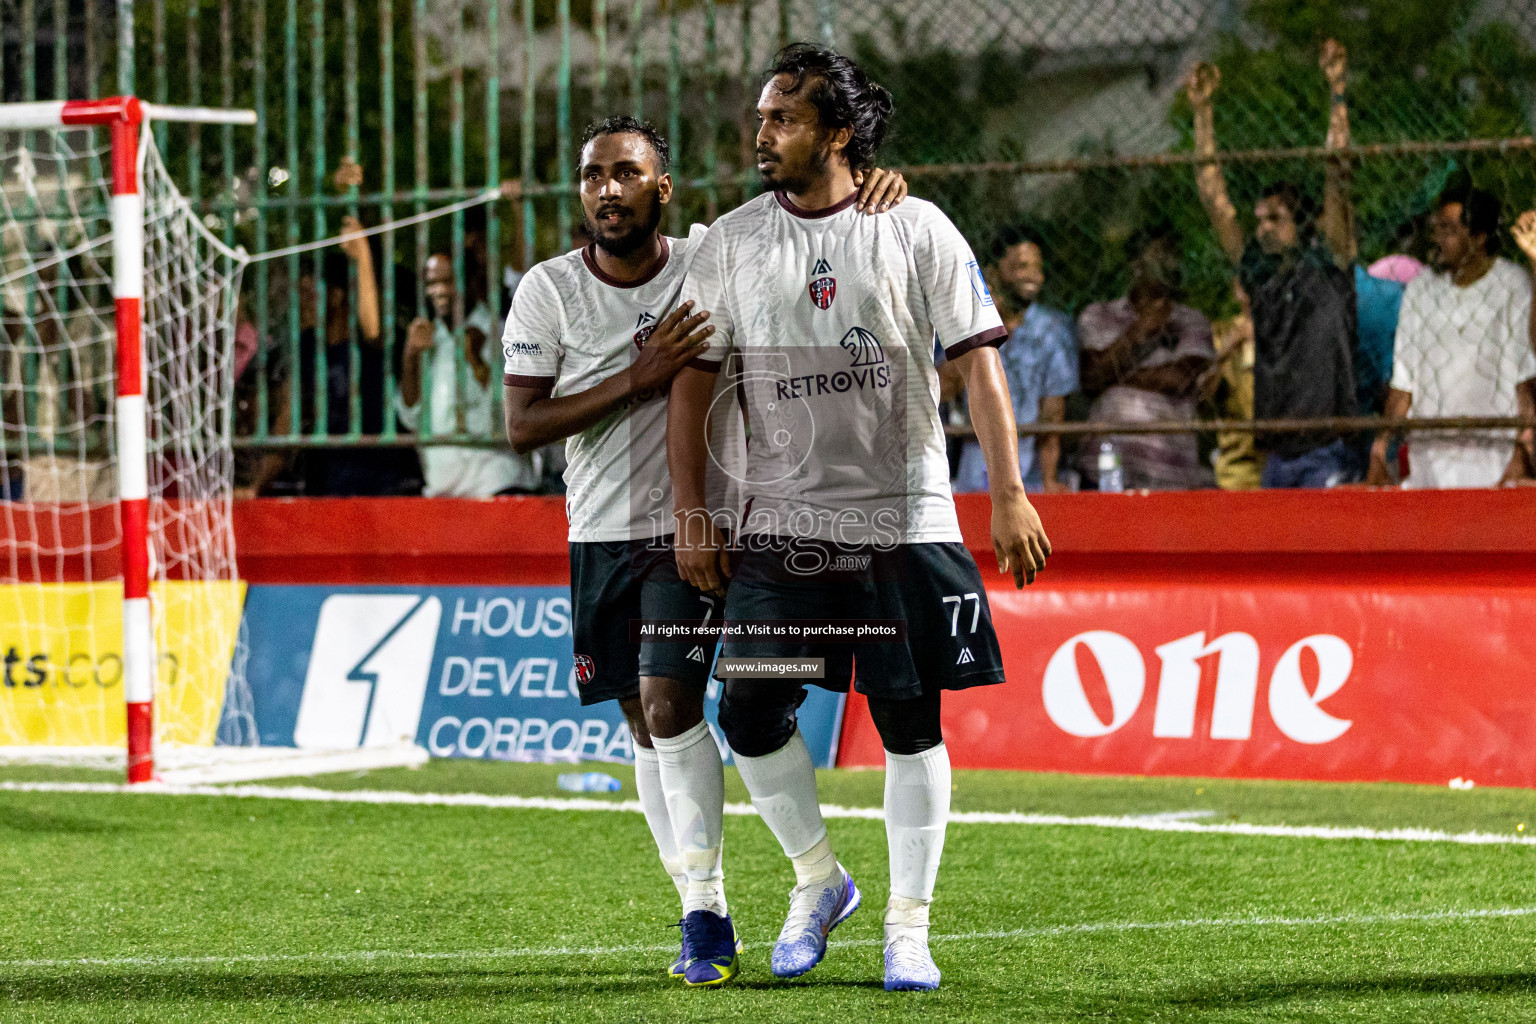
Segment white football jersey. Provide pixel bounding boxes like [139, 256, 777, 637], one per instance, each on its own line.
[682, 192, 1005, 544]
[502, 228, 744, 542]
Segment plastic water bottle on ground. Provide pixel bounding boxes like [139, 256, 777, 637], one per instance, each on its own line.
[557, 771, 622, 793]
[1097, 441, 1125, 493]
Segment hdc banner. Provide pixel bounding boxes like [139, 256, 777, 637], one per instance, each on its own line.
[838, 585, 1536, 787]
[243, 585, 845, 768]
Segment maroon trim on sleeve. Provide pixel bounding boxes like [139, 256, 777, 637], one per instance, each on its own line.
[685, 357, 723, 373]
[942, 325, 1009, 361]
[581, 235, 671, 289]
[503, 373, 557, 390]
[774, 190, 860, 220]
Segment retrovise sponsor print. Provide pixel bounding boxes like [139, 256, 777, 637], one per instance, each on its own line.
[680, 194, 1006, 544]
[500, 226, 742, 542]
[771, 328, 892, 400]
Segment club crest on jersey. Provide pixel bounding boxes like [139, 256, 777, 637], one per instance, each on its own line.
[574, 654, 596, 686]
[840, 326, 886, 367]
[808, 258, 836, 310]
[633, 311, 658, 348]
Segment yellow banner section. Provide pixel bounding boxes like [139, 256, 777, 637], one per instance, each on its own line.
[0, 581, 245, 747]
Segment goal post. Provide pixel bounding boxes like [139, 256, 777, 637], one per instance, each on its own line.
[0, 97, 255, 784]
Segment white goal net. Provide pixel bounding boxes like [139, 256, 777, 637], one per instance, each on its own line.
[0, 117, 253, 764]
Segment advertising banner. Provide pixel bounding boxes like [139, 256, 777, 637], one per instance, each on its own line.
[837, 585, 1536, 788]
[242, 585, 846, 768]
[0, 581, 244, 747]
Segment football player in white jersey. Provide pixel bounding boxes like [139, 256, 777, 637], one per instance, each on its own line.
[501, 115, 908, 987]
[669, 45, 1051, 991]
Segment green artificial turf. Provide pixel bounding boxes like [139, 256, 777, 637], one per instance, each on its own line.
[4, 760, 1536, 1022]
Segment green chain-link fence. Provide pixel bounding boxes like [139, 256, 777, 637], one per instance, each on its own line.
[3, 0, 1535, 486]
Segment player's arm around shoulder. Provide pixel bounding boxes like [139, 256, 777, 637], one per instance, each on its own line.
[501, 267, 714, 454]
[668, 363, 729, 597]
[851, 167, 909, 214]
[669, 225, 735, 597]
[951, 343, 1052, 588]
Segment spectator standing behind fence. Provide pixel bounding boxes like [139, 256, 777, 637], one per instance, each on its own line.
[948, 227, 1077, 493]
[1077, 227, 1215, 490]
[1365, 187, 1536, 488]
[1188, 58, 1359, 488]
[282, 215, 391, 495]
[398, 253, 541, 496]
[1313, 40, 1420, 474]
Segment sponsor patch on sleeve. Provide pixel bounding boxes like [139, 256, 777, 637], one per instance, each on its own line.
[966, 260, 994, 307]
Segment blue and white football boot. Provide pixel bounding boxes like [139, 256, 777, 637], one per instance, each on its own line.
[769, 863, 861, 978]
[670, 918, 743, 979]
[883, 897, 940, 991]
[883, 930, 940, 991]
[678, 910, 739, 987]
[668, 920, 692, 979]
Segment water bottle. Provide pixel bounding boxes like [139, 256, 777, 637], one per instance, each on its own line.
[557, 771, 622, 793]
[1097, 441, 1124, 493]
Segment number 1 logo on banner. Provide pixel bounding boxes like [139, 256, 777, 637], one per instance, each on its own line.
[293, 595, 443, 749]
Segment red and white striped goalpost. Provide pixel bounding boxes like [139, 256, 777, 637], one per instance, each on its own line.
[0, 97, 255, 784]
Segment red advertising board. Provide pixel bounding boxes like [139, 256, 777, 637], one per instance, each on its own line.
[220, 489, 1536, 787]
[837, 582, 1536, 787]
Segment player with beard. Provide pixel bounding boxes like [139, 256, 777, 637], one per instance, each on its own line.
[501, 115, 909, 987]
[668, 45, 1051, 991]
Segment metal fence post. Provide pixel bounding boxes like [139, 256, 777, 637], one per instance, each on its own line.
[556, 0, 573, 252]
[116, 0, 134, 96]
[310, 0, 329, 441]
[253, 0, 271, 443]
[522, 0, 537, 271]
[487, 0, 503, 334]
[452, 0, 468, 435]
[381, 0, 399, 440]
[815, 0, 835, 46]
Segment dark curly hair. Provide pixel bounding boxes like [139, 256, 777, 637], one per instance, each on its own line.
[766, 43, 893, 171]
[1438, 178, 1502, 255]
[578, 115, 670, 173]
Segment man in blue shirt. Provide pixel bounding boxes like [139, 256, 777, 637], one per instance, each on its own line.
[1354, 265, 1405, 416]
[949, 227, 1078, 492]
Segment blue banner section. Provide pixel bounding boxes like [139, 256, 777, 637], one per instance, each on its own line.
[242, 585, 845, 768]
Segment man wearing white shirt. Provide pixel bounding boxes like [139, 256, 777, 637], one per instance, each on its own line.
[670, 43, 1050, 993]
[1369, 187, 1536, 488]
[399, 253, 542, 496]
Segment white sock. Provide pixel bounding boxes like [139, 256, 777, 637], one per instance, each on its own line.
[633, 744, 689, 907]
[734, 729, 838, 885]
[790, 834, 839, 887]
[884, 744, 950, 904]
[885, 894, 932, 943]
[653, 722, 727, 916]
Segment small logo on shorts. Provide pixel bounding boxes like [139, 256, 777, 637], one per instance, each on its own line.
[956, 647, 975, 665]
[574, 654, 597, 685]
[686, 646, 705, 663]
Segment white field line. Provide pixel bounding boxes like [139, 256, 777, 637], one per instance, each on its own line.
[3, 780, 1535, 847]
[2, 905, 1533, 972]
